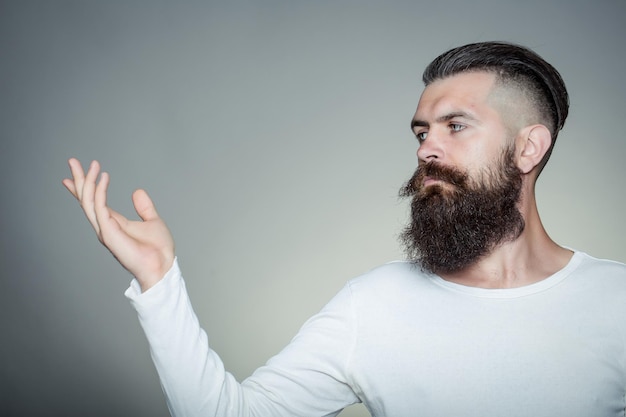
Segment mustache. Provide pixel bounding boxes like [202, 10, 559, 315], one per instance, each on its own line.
[399, 161, 469, 197]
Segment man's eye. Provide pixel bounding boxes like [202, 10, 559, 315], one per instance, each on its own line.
[450, 123, 465, 132]
[416, 132, 428, 142]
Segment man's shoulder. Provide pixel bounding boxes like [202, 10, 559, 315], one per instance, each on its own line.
[575, 251, 626, 277]
[568, 251, 626, 296]
[346, 260, 434, 296]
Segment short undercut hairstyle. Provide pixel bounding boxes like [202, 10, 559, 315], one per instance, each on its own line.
[422, 41, 569, 172]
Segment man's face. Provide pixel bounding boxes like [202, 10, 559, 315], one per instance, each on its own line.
[410, 71, 512, 183]
[400, 71, 526, 274]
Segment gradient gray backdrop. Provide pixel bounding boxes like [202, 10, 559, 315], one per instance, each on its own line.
[1, 1, 625, 416]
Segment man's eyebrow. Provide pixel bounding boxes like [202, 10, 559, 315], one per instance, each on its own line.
[410, 118, 429, 130]
[410, 111, 477, 130]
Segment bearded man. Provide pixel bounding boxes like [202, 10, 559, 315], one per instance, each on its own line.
[64, 42, 626, 417]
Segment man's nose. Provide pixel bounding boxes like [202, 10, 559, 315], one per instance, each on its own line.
[416, 130, 445, 163]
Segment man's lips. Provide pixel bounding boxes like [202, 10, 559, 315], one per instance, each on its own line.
[422, 176, 445, 187]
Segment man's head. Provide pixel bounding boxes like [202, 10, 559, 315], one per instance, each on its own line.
[400, 41, 569, 274]
[421, 41, 569, 173]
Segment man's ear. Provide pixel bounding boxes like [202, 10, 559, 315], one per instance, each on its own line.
[516, 124, 552, 174]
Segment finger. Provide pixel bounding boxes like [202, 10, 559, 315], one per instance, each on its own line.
[94, 171, 116, 241]
[67, 158, 86, 200]
[132, 189, 160, 222]
[61, 178, 78, 199]
[94, 175, 130, 231]
[81, 160, 101, 233]
[108, 208, 129, 229]
[94, 175, 136, 261]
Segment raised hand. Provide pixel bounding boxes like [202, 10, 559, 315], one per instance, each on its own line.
[63, 158, 175, 292]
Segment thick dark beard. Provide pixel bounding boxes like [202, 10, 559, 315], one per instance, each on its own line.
[399, 147, 524, 275]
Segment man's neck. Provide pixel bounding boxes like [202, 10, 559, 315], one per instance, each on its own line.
[438, 227, 573, 289]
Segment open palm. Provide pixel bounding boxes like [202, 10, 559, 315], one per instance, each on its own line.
[63, 158, 175, 291]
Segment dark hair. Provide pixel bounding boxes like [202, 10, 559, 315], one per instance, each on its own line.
[423, 41, 569, 170]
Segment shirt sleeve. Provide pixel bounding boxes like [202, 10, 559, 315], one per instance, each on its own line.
[125, 258, 361, 417]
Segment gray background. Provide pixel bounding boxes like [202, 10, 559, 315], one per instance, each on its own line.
[1, 1, 625, 416]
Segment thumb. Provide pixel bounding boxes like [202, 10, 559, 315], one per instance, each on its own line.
[132, 189, 160, 221]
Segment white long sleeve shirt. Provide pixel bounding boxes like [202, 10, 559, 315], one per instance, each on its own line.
[126, 251, 626, 416]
